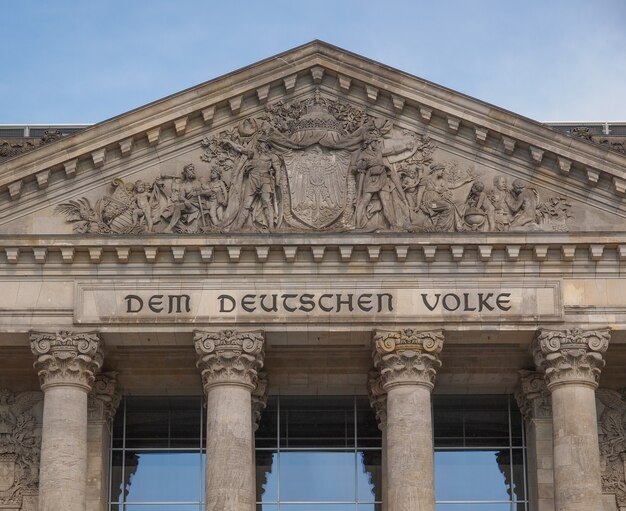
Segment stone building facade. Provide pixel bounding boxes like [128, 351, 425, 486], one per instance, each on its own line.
[0, 41, 625, 511]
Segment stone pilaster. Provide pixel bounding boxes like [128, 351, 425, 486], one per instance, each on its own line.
[87, 372, 120, 511]
[367, 370, 387, 511]
[373, 329, 443, 511]
[532, 327, 610, 511]
[515, 370, 554, 511]
[195, 329, 265, 511]
[30, 331, 103, 511]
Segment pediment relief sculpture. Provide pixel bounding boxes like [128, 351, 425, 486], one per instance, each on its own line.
[56, 91, 572, 235]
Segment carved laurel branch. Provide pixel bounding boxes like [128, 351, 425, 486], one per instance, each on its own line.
[373, 329, 444, 390]
[533, 328, 610, 388]
[194, 330, 265, 390]
[30, 331, 103, 390]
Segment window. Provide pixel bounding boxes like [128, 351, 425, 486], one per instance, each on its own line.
[109, 396, 205, 510]
[433, 395, 527, 511]
[109, 395, 527, 511]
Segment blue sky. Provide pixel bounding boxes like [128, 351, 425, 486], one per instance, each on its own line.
[2, 0, 625, 124]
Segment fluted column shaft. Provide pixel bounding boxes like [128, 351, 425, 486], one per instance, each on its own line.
[195, 330, 265, 511]
[533, 327, 610, 511]
[30, 331, 103, 511]
[373, 329, 443, 511]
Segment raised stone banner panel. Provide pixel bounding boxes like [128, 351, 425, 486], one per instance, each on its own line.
[74, 279, 562, 324]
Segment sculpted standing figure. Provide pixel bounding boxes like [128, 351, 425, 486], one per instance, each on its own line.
[131, 180, 154, 232]
[198, 167, 229, 228]
[221, 139, 281, 229]
[355, 138, 408, 229]
[157, 163, 202, 233]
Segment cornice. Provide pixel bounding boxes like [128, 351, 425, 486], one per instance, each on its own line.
[0, 41, 625, 212]
[0, 231, 625, 266]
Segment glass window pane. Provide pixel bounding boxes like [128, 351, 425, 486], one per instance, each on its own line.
[109, 450, 124, 504]
[436, 505, 513, 511]
[510, 399, 524, 447]
[123, 451, 202, 503]
[122, 507, 202, 511]
[433, 395, 510, 447]
[124, 397, 201, 448]
[280, 506, 356, 511]
[256, 396, 278, 448]
[256, 450, 278, 502]
[279, 451, 355, 502]
[356, 396, 382, 448]
[358, 505, 382, 511]
[435, 450, 513, 502]
[280, 396, 355, 448]
[357, 450, 382, 502]
[511, 448, 527, 501]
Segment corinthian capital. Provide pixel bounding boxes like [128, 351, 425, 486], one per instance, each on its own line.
[88, 372, 121, 423]
[514, 370, 551, 421]
[532, 327, 610, 389]
[373, 329, 444, 391]
[367, 369, 387, 431]
[194, 329, 265, 391]
[30, 331, 103, 391]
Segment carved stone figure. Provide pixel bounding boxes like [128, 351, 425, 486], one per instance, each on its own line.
[220, 139, 281, 230]
[55, 91, 573, 234]
[157, 163, 203, 233]
[0, 389, 42, 508]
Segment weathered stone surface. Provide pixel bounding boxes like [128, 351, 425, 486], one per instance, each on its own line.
[196, 330, 265, 511]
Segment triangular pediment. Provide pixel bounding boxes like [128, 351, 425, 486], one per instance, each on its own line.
[1, 40, 626, 237]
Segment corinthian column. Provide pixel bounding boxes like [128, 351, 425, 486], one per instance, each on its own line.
[30, 331, 103, 511]
[373, 329, 444, 511]
[195, 329, 265, 511]
[532, 327, 610, 511]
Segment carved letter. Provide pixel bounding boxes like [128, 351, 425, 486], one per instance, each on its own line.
[478, 293, 495, 312]
[421, 293, 440, 311]
[357, 294, 373, 312]
[282, 294, 298, 313]
[336, 294, 354, 313]
[319, 294, 334, 312]
[377, 293, 394, 313]
[442, 294, 461, 312]
[260, 294, 278, 313]
[241, 294, 257, 313]
[125, 294, 143, 313]
[218, 294, 236, 313]
[168, 294, 191, 313]
[148, 295, 164, 313]
[496, 293, 512, 311]
[462, 293, 477, 312]
[299, 294, 315, 312]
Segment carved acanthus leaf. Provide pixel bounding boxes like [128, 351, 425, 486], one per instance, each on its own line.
[30, 331, 103, 390]
[88, 372, 121, 423]
[251, 371, 269, 431]
[367, 369, 387, 431]
[514, 370, 551, 421]
[532, 328, 610, 389]
[373, 329, 444, 390]
[194, 330, 265, 390]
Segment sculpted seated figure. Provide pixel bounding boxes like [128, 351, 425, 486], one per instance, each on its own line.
[157, 163, 202, 233]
